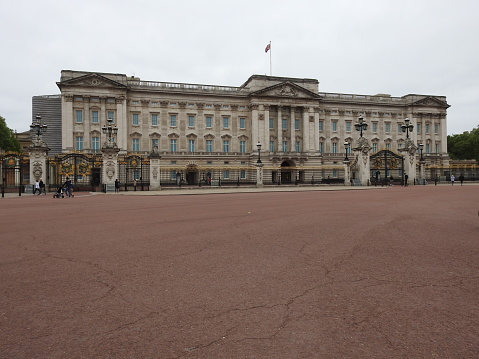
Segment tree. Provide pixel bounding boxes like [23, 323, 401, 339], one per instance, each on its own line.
[0, 116, 21, 152]
[447, 126, 479, 161]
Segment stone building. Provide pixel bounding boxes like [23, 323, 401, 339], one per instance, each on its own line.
[55, 70, 450, 186]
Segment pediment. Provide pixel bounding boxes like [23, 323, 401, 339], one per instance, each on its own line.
[57, 73, 127, 89]
[250, 81, 321, 99]
[413, 96, 450, 108]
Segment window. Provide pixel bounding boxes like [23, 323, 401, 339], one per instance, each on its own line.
[239, 118, 246, 129]
[282, 141, 288, 152]
[223, 140, 230, 152]
[223, 170, 230, 179]
[426, 143, 430, 153]
[170, 139, 177, 152]
[425, 123, 430, 134]
[294, 119, 300, 130]
[132, 138, 140, 151]
[434, 123, 439, 134]
[151, 138, 159, 150]
[319, 120, 324, 132]
[386, 142, 391, 149]
[132, 113, 139, 126]
[397, 123, 402, 133]
[436, 143, 440, 153]
[346, 121, 351, 132]
[91, 111, 99, 124]
[75, 136, 83, 150]
[205, 116, 212, 128]
[151, 114, 158, 126]
[223, 117, 229, 129]
[332, 120, 338, 132]
[107, 111, 115, 124]
[417, 123, 422, 133]
[170, 114, 177, 127]
[206, 140, 213, 152]
[75, 110, 83, 123]
[385, 122, 390, 133]
[240, 170, 246, 179]
[295, 141, 301, 152]
[372, 122, 378, 133]
[282, 119, 287, 130]
[270, 141, 275, 152]
[170, 170, 177, 180]
[398, 143, 403, 150]
[319, 142, 324, 153]
[332, 169, 338, 178]
[332, 142, 337, 154]
[372, 143, 378, 152]
[269, 118, 274, 129]
[188, 139, 195, 152]
[188, 115, 195, 127]
[91, 136, 99, 151]
[240, 140, 246, 153]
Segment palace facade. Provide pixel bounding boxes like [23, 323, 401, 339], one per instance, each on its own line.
[56, 70, 450, 185]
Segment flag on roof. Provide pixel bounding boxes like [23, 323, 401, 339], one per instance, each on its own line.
[265, 43, 270, 53]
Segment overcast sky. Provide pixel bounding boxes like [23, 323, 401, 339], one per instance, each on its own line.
[1, 0, 478, 135]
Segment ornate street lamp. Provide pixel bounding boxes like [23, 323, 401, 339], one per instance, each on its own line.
[102, 117, 118, 148]
[401, 118, 414, 139]
[419, 143, 425, 161]
[354, 115, 368, 137]
[256, 142, 262, 164]
[30, 114, 47, 141]
[344, 142, 350, 162]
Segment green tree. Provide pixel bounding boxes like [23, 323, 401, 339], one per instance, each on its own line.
[0, 116, 21, 152]
[447, 126, 479, 161]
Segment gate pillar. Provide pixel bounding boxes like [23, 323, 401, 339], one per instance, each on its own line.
[343, 160, 351, 186]
[102, 148, 120, 191]
[400, 139, 417, 185]
[255, 163, 264, 188]
[148, 146, 161, 190]
[29, 143, 50, 185]
[352, 137, 371, 186]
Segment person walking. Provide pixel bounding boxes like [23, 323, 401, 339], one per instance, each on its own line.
[459, 174, 464, 186]
[115, 179, 120, 192]
[34, 180, 40, 195]
[64, 177, 72, 197]
[404, 174, 409, 187]
[39, 179, 46, 195]
[451, 174, 455, 186]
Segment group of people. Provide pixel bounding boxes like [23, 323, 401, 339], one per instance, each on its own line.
[33, 179, 46, 195]
[450, 174, 465, 186]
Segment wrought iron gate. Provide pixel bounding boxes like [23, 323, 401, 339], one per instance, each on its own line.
[370, 150, 404, 185]
[48, 153, 102, 192]
[0, 153, 29, 193]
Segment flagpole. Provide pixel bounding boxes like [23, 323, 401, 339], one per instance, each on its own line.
[269, 41, 272, 76]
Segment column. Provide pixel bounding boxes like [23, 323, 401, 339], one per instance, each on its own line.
[83, 96, 91, 149]
[277, 106, 283, 152]
[290, 106, 295, 151]
[29, 146, 50, 186]
[255, 163, 264, 188]
[63, 94, 74, 151]
[302, 107, 310, 152]
[264, 104, 270, 151]
[314, 107, 320, 152]
[251, 104, 259, 148]
[117, 97, 127, 153]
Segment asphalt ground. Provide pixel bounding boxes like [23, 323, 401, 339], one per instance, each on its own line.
[1, 184, 478, 359]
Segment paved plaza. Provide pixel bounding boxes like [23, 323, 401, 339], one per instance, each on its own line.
[1, 185, 478, 358]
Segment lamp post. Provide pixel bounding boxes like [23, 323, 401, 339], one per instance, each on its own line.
[256, 142, 262, 164]
[30, 114, 47, 141]
[401, 118, 414, 139]
[354, 115, 368, 137]
[102, 117, 118, 148]
[419, 143, 424, 161]
[344, 142, 350, 162]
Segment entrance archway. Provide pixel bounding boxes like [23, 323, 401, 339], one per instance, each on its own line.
[280, 160, 295, 184]
[185, 164, 199, 185]
[370, 150, 404, 185]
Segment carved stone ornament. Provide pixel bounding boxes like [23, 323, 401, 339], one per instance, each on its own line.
[152, 167, 159, 180]
[32, 161, 43, 181]
[275, 85, 298, 97]
[105, 160, 116, 180]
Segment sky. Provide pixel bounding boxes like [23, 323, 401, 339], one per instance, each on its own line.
[1, 0, 478, 135]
